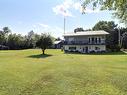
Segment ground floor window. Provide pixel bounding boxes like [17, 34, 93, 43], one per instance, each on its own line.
[69, 47, 76, 50]
[95, 47, 100, 50]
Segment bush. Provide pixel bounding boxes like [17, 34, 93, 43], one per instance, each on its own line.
[0, 45, 9, 50]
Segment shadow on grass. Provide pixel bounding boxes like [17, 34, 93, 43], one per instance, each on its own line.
[28, 54, 52, 58]
[64, 51, 127, 55]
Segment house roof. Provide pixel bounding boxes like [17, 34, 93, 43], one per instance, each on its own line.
[63, 30, 109, 37]
[54, 41, 62, 44]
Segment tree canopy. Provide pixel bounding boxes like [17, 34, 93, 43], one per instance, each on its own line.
[92, 21, 120, 51]
[74, 27, 84, 33]
[122, 31, 127, 48]
[0, 27, 54, 50]
[36, 34, 53, 54]
[92, 21, 117, 31]
[82, 0, 127, 24]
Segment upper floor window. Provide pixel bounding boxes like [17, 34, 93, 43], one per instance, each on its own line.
[99, 38, 101, 43]
[92, 37, 94, 43]
[95, 38, 97, 43]
[89, 38, 91, 43]
[69, 37, 74, 41]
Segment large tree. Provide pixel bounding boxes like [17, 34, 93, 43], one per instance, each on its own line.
[122, 32, 127, 49]
[36, 34, 53, 55]
[92, 21, 117, 31]
[7, 34, 23, 50]
[92, 21, 120, 51]
[0, 27, 11, 45]
[3, 27, 11, 35]
[74, 27, 84, 33]
[82, 0, 127, 24]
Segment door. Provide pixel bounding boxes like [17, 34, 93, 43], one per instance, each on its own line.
[82, 47, 88, 53]
[85, 47, 88, 53]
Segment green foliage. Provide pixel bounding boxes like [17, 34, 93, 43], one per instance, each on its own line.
[92, 21, 120, 51]
[92, 21, 117, 31]
[0, 31, 5, 45]
[92, 21, 127, 49]
[3, 27, 11, 35]
[7, 34, 24, 49]
[74, 27, 84, 33]
[82, 0, 127, 24]
[36, 34, 53, 54]
[0, 27, 54, 50]
[0, 49, 127, 95]
[122, 32, 127, 48]
[0, 27, 11, 45]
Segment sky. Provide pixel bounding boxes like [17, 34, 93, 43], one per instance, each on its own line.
[0, 0, 124, 38]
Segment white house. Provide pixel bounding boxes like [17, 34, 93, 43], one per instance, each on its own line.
[63, 30, 109, 53]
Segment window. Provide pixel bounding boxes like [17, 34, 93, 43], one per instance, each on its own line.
[95, 38, 97, 43]
[99, 38, 101, 43]
[69, 47, 76, 50]
[92, 37, 94, 43]
[89, 38, 91, 43]
[69, 37, 74, 42]
[95, 47, 100, 50]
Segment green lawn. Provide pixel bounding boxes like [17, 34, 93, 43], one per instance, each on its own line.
[0, 49, 127, 95]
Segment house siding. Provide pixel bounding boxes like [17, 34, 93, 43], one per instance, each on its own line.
[63, 33, 108, 53]
[64, 45, 106, 53]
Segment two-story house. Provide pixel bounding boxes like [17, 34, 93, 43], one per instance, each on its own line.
[63, 30, 109, 53]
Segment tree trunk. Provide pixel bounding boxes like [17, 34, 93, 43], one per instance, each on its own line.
[42, 49, 45, 55]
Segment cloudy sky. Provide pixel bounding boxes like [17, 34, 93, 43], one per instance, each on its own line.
[0, 0, 124, 38]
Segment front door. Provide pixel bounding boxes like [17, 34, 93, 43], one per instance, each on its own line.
[85, 47, 88, 53]
[83, 47, 88, 53]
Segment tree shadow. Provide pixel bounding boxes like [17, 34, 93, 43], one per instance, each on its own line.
[28, 54, 52, 58]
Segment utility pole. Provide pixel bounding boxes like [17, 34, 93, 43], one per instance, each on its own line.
[64, 16, 66, 34]
[118, 27, 121, 47]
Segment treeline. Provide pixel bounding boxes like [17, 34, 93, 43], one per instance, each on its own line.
[74, 21, 127, 51]
[1, 21, 127, 51]
[0, 27, 54, 50]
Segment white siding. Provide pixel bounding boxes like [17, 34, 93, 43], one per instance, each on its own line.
[64, 45, 106, 53]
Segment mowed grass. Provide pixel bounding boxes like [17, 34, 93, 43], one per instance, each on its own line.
[0, 49, 127, 95]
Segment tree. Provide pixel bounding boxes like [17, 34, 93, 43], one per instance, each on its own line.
[3, 27, 11, 35]
[122, 32, 127, 49]
[26, 30, 35, 48]
[7, 34, 23, 50]
[36, 34, 53, 54]
[55, 37, 61, 41]
[92, 21, 120, 51]
[0, 31, 5, 45]
[0, 27, 11, 45]
[82, 0, 127, 24]
[74, 27, 84, 33]
[92, 21, 117, 31]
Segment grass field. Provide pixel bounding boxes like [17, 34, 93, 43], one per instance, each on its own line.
[0, 49, 127, 95]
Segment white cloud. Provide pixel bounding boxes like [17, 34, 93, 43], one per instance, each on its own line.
[53, 0, 73, 17]
[53, 0, 100, 17]
[38, 23, 50, 28]
[73, 2, 82, 12]
[32, 23, 67, 38]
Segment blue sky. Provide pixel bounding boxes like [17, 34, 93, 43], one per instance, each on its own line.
[0, 0, 124, 38]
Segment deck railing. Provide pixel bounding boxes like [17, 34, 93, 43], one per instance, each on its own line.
[64, 40, 106, 45]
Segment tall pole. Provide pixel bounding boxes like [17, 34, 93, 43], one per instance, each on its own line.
[118, 27, 121, 47]
[64, 16, 65, 34]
